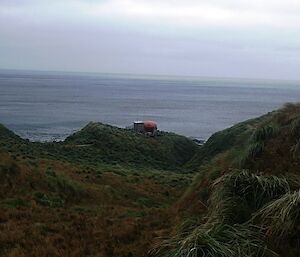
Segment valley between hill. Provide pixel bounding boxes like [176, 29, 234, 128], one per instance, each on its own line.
[1, 103, 300, 257]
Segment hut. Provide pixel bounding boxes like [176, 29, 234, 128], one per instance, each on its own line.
[133, 120, 158, 136]
[133, 121, 145, 133]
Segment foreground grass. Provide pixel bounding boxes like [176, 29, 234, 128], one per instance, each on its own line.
[155, 170, 300, 257]
[158, 103, 300, 257]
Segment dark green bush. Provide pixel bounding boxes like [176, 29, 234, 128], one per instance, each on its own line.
[34, 192, 65, 207]
[252, 125, 277, 142]
[46, 172, 82, 200]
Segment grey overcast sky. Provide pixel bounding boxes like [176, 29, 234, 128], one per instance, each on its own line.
[1, 0, 300, 80]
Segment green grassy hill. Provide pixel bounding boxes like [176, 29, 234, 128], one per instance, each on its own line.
[1, 104, 300, 257]
[0, 122, 198, 171]
[0, 122, 197, 257]
[156, 103, 300, 257]
[0, 124, 23, 141]
[63, 122, 198, 169]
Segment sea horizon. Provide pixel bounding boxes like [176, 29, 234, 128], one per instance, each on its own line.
[1, 69, 300, 142]
[1, 68, 300, 87]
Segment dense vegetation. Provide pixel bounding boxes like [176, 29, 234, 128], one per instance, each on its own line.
[155, 103, 300, 257]
[0, 122, 197, 257]
[1, 103, 300, 257]
[63, 122, 198, 169]
[0, 122, 198, 170]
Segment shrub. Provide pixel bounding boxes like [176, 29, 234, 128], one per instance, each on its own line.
[136, 197, 158, 208]
[34, 192, 65, 208]
[0, 162, 20, 177]
[46, 171, 82, 200]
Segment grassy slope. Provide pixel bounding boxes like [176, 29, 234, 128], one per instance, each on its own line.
[2, 103, 300, 257]
[160, 103, 300, 257]
[63, 122, 198, 169]
[0, 123, 197, 257]
[1, 122, 198, 171]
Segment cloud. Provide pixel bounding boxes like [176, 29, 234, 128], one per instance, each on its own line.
[1, 0, 300, 29]
[77, 0, 300, 28]
[0, 0, 300, 79]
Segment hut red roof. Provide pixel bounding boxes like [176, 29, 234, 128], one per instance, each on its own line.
[143, 120, 157, 132]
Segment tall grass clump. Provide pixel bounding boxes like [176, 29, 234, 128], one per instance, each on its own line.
[252, 125, 277, 142]
[290, 115, 300, 137]
[153, 171, 297, 257]
[239, 140, 262, 169]
[274, 103, 300, 125]
[239, 142, 264, 168]
[291, 139, 300, 159]
[209, 170, 292, 224]
[152, 170, 298, 257]
[46, 170, 82, 200]
[253, 189, 300, 239]
[152, 223, 275, 257]
[238, 123, 279, 168]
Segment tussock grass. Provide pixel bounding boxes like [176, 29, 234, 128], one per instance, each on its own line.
[291, 140, 300, 158]
[155, 103, 300, 257]
[274, 103, 300, 125]
[239, 123, 278, 168]
[252, 125, 277, 142]
[152, 223, 276, 257]
[253, 189, 300, 239]
[45, 170, 82, 200]
[290, 116, 300, 137]
[209, 170, 291, 223]
[239, 142, 264, 168]
[248, 142, 264, 157]
[153, 171, 296, 256]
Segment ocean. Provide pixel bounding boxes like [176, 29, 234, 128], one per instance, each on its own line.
[1, 70, 300, 142]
